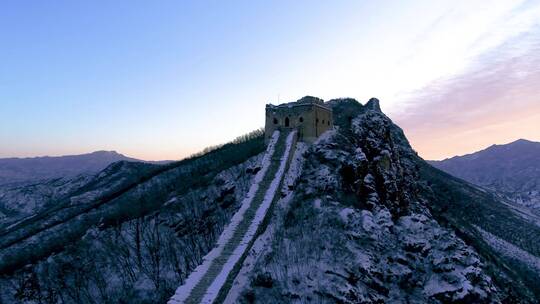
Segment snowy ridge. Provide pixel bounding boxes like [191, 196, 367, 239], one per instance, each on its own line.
[223, 141, 307, 303]
[168, 131, 280, 304]
[499, 198, 540, 228]
[474, 225, 540, 274]
[200, 130, 296, 303]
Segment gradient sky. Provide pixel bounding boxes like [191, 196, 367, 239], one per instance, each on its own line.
[1, 0, 539, 161]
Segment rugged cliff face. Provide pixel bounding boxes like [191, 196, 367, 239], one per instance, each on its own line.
[229, 99, 508, 303]
[0, 99, 538, 304]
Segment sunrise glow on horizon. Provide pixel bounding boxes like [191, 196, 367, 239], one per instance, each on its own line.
[1, 0, 539, 161]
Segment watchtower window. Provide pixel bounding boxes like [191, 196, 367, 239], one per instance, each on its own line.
[316, 118, 319, 124]
[285, 117, 290, 127]
[328, 120, 330, 126]
[273, 118, 278, 124]
[322, 119, 325, 124]
[299, 117, 304, 123]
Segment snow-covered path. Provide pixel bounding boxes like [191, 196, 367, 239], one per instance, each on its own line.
[169, 130, 297, 304]
[223, 142, 307, 304]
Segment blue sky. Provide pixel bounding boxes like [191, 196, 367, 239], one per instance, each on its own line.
[1, 0, 539, 160]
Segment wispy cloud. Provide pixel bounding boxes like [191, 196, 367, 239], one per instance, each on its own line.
[393, 21, 540, 160]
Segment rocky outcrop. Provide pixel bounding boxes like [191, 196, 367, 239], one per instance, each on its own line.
[232, 99, 533, 303]
[364, 97, 381, 112]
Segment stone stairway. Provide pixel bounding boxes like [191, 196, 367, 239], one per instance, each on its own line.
[169, 129, 297, 304]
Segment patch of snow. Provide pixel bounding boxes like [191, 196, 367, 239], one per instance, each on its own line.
[313, 128, 336, 145]
[163, 197, 178, 206]
[361, 210, 376, 232]
[474, 225, 540, 274]
[338, 208, 355, 223]
[424, 275, 460, 297]
[281, 142, 306, 193]
[354, 147, 367, 162]
[363, 174, 375, 184]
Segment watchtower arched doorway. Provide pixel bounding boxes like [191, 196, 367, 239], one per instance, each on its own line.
[285, 117, 290, 127]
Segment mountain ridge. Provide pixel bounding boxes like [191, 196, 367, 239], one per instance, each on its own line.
[0, 150, 174, 187]
[1, 150, 129, 161]
[429, 138, 540, 214]
[435, 138, 539, 162]
[0, 150, 138, 185]
[0, 98, 538, 303]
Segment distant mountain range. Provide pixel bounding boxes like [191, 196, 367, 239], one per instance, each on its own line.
[0, 151, 168, 186]
[0, 151, 174, 226]
[429, 139, 540, 211]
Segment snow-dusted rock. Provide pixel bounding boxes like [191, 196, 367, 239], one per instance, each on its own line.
[236, 100, 502, 304]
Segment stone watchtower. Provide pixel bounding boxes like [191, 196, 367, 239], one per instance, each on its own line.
[265, 96, 333, 143]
